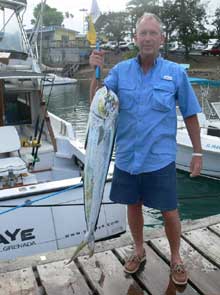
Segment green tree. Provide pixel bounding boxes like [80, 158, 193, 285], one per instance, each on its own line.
[126, 0, 160, 27]
[172, 0, 207, 56]
[125, 0, 162, 39]
[159, 1, 178, 57]
[212, 7, 220, 39]
[95, 12, 130, 44]
[31, 3, 64, 26]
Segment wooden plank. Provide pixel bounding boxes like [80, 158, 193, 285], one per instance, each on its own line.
[183, 227, 220, 267]
[0, 267, 39, 295]
[37, 259, 91, 295]
[150, 236, 220, 295]
[1, 214, 220, 274]
[77, 250, 147, 295]
[115, 244, 198, 295]
[209, 223, 220, 236]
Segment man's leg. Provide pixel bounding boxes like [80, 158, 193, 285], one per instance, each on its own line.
[162, 209, 188, 285]
[124, 203, 146, 273]
[162, 209, 182, 265]
[127, 203, 145, 256]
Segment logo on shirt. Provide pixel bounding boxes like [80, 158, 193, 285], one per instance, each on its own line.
[163, 75, 173, 81]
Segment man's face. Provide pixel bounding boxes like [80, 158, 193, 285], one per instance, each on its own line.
[135, 17, 164, 58]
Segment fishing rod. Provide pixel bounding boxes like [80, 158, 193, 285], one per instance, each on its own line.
[32, 75, 55, 167]
[31, 115, 40, 157]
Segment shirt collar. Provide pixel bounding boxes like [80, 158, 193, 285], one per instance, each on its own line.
[135, 54, 162, 67]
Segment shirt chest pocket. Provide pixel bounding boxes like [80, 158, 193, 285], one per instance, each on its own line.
[118, 81, 135, 110]
[152, 84, 175, 112]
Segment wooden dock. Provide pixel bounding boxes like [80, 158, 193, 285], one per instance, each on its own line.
[0, 214, 220, 295]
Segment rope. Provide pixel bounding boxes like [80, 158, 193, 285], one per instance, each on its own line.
[0, 182, 83, 216]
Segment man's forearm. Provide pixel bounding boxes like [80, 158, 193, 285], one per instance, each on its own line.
[89, 74, 102, 104]
[184, 114, 202, 153]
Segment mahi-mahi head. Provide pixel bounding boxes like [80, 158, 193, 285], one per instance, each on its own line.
[67, 86, 119, 263]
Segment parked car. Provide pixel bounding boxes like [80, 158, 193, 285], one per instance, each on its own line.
[168, 41, 179, 52]
[192, 42, 206, 50]
[127, 42, 136, 50]
[118, 41, 135, 51]
[118, 41, 129, 51]
[100, 41, 117, 50]
[201, 44, 220, 56]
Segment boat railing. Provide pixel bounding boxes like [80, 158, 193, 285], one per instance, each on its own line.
[189, 77, 220, 121]
[201, 94, 219, 121]
[211, 102, 220, 120]
[48, 112, 75, 140]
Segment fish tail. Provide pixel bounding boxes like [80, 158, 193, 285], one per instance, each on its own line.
[66, 239, 88, 265]
[88, 237, 95, 257]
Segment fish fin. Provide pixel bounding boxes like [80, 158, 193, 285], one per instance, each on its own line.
[84, 130, 89, 150]
[65, 239, 88, 265]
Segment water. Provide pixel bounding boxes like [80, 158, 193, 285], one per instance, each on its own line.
[45, 81, 90, 142]
[46, 80, 220, 227]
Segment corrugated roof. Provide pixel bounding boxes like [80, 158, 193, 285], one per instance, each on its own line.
[26, 26, 78, 34]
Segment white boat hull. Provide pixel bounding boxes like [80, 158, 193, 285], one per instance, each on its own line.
[0, 179, 126, 260]
[0, 2, 126, 262]
[176, 144, 220, 178]
[43, 74, 77, 86]
[176, 128, 220, 178]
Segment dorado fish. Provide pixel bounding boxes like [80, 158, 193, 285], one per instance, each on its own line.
[67, 86, 119, 263]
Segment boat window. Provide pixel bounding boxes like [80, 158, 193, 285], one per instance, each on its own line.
[4, 92, 31, 125]
[0, 8, 27, 54]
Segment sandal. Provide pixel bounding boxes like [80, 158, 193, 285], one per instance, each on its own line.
[124, 249, 146, 274]
[171, 263, 188, 285]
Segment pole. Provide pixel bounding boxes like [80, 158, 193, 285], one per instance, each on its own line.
[79, 8, 88, 34]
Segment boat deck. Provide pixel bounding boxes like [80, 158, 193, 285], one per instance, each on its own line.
[0, 214, 220, 295]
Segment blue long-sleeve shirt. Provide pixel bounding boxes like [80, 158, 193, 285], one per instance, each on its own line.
[104, 56, 201, 174]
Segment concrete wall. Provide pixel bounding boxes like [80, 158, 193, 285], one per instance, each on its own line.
[42, 47, 80, 66]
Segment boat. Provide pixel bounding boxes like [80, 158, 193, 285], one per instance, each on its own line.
[42, 73, 77, 86]
[0, 0, 126, 261]
[176, 77, 220, 178]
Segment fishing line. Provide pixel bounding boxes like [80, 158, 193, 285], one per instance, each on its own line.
[0, 201, 116, 208]
[0, 182, 82, 216]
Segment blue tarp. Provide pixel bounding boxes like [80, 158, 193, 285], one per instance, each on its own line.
[189, 77, 220, 87]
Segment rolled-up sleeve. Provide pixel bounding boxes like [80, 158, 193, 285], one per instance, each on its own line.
[176, 69, 201, 118]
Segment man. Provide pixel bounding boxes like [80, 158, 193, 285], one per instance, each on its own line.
[89, 13, 202, 285]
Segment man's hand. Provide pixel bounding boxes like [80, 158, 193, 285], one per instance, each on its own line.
[89, 50, 105, 103]
[190, 155, 202, 177]
[89, 50, 105, 69]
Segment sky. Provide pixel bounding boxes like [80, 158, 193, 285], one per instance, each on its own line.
[23, 0, 219, 33]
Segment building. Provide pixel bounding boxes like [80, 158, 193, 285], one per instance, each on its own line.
[26, 26, 91, 67]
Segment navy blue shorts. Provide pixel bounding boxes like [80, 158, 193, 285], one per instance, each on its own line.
[109, 162, 177, 211]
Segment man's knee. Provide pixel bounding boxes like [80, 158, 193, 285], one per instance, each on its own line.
[127, 203, 143, 214]
[162, 209, 179, 222]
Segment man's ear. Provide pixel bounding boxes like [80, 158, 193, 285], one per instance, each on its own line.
[134, 33, 137, 44]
